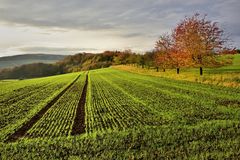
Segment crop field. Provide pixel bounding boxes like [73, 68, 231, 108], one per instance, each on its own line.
[0, 73, 83, 141]
[85, 71, 154, 133]
[0, 68, 240, 159]
[26, 73, 86, 138]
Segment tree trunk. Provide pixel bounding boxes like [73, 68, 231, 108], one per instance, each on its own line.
[156, 67, 159, 72]
[177, 68, 180, 74]
[200, 67, 203, 76]
[163, 68, 165, 72]
[142, 64, 144, 69]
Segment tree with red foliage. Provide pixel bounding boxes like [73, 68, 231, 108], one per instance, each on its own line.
[169, 47, 192, 74]
[155, 34, 173, 72]
[173, 13, 227, 75]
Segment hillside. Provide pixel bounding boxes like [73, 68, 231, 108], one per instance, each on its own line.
[113, 54, 240, 88]
[0, 68, 239, 159]
[0, 54, 66, 69]
[0, 51, 120, 80]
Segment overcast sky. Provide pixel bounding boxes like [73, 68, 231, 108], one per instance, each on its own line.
[0, 0, 239, 57]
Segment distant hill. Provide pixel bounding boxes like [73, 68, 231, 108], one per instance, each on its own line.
[0, 51, 123, 80]
[0, 54, 66, 69]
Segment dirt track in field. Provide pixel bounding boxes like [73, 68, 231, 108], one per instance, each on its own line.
[5, 74, 81, 142]
[71, 73, 88, 135]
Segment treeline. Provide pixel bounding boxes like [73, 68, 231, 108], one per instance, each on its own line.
[0, 51, 139, 79]
[0, 48, 236, 80]
[0, 63, 63, 79]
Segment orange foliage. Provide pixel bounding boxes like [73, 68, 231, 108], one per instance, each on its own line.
[172, 13, 227, 67]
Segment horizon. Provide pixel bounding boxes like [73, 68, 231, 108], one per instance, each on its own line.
[0, 0, 240, 57]
[0, 52, 89, 58]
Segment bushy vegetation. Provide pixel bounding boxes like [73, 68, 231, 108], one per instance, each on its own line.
[0, 63, 64, 80]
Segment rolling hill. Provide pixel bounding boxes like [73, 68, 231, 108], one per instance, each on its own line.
[0, 54, 66, 69]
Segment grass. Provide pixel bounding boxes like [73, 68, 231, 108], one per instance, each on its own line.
[206, 54, 240, 73]
[0, 58, 240, 159]
[113, 54, 240, 88]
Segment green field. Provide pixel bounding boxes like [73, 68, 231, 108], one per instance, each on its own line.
[0, 68, 240, 159]
[114, 54, 240, 88]
[204, 54, 240, 74]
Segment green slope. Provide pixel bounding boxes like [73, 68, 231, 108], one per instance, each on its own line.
[0, 68, 239, 159]
[206, 54, 240, 73]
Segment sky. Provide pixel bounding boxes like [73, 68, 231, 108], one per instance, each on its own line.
[0, 0, 239, 57]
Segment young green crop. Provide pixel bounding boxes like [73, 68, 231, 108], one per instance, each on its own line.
[0, 72, 80, 141]
[26, 73, 86, 138]
[95, 69, 240, 126]
[0, 68, 239, 159]
[1, 121, 240, 159]
[85, 71, 154, 133]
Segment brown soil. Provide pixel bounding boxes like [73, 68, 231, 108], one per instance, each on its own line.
[217, 99, 240, 106]
[71, 73, 88, 135]
[5, 75, 81, 143]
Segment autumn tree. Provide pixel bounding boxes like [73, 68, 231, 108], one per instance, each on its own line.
[102, 51, 116, 62]
[113, 50, 130, 64]
[173, 13, 227, 75]
[169, 47, 192, 74]
[155, 34, 173, 72]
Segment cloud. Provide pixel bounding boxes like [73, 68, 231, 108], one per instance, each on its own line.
[0, 0, 234, 31]
[0, 0, 239, 56]
[119, 32, 145, 38]
[18, 46, 99, 53]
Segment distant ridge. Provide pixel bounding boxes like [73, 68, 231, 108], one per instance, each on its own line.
[0, 54, 66, 69]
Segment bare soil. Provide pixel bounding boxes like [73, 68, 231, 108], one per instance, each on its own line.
[71, 73, 88, 135]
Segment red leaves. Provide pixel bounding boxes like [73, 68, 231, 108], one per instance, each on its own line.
[173, 13, 227, 66]
[154, 34, 173, 69]
[155, 13, 231, 69]
[169, 48, 192, 68]
[155, 34, 173, 52]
